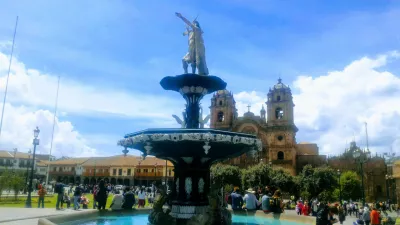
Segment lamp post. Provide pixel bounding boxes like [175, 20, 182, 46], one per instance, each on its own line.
[386, 174, 391, 202]
[25, 126, 40, 208]
[24, 149, 32, 194]
[269, 160, 272, 168]
[164, 159, 168, 187]
[353, 149, 370, 207]
[154, 163, 157, 183]
[138, 160, 142, 186]
[337, 169, 342, 203]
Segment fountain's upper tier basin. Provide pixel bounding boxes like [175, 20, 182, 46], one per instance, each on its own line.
[160, 74, 227, 94]
[118, 128, 262, 163]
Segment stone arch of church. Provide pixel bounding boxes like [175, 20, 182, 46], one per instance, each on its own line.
[237, 123, 259, 135]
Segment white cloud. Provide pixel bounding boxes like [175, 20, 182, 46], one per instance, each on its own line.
[0, 103, 96, 157]
[0, 49, 184, 157]
[0, 52, 182, 120]
[234, 52, 400, 155]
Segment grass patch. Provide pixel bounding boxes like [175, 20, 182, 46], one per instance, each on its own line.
[0, 193, 151, 208]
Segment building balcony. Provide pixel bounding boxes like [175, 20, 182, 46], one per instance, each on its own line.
[49, 171, 75, 175]
[135, 172, 164, 177]
[82, 172, 110, 177]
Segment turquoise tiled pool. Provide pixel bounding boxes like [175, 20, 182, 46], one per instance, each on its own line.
[60, 214, 306, 225]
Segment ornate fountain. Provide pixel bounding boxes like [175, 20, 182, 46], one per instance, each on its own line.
[118, 12, 262, 225]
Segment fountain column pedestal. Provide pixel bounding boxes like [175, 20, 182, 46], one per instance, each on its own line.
[170, 157, 211, 220]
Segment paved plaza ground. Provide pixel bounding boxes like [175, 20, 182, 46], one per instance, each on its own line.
[0, 207, 396, 225]
[0, 208, 97, 225]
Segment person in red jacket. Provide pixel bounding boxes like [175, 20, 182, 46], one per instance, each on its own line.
[370, 208, 380, 225]
[38, 184, 47, 208]
[302, 201, 310, 216]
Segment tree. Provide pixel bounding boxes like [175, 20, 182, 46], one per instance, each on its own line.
[211, 163, 242, 187]
[9, 174, 25, 200]
[298, 165, 338, 200]
[340, 171, 361, 201]
[0, 169, 11, 201]
[240, 163, 272, 190]
[269, 169, 297, 194]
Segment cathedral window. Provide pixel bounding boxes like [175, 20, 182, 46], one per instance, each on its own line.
[277, 151, 284, 160]
[275, 108, 284, 119]
[219, 100, 223, 106]
[277, 135, 283, 141]
[217, 111, 224, 122]
[376, 185, 382, 193]
[277, 96, 281, 101]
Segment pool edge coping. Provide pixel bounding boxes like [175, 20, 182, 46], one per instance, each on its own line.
[39, 208, 315, 225]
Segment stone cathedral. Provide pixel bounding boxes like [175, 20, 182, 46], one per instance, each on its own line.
[209, 78, 325, 175]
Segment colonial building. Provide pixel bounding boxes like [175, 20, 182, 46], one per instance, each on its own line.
[0, 150, 52, 180]
[328, 141, 389, 202]
[47, 155, 174, 186]
[210, 79, 326, 175]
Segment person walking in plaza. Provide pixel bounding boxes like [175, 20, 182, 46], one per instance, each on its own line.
[37, 184, 46, 208]
[96, 179, 108, 210]
[370, 207, 380, 225]
[362, 206, 371, 225]
[54, 181, 64, 210]
[92, 185, 98, 209]
[73, 184, 83, 210]
[138, 188, 146, 208]
[338, 205, 346, 224]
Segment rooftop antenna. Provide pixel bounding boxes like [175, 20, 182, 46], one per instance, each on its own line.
[0, 16, 19, 141]
[364, 122, 369, 153]
[45, 76, 60, 185]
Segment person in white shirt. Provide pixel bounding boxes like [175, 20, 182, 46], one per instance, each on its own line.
[138, 188, 146, 208]
[109, 190, 123, 211]
[243, 188, 260, 210]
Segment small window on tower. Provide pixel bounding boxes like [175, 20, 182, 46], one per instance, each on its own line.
[219, 100, 223, 106]
[277, 96, 281, 101]
[217, 111, 224, 122]
[275, 108, 284, 119]
[277, 151, 284, 160]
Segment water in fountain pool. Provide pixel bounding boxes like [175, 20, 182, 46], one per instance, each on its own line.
[59, 214, 305, 225]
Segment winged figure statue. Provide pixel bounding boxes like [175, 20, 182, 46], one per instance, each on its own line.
[172, 111, 187, 128]
[199, 106, 210, 128]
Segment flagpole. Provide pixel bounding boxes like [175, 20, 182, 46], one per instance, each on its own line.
[45, 76, 60, 185]
[0, 16, 19, 141]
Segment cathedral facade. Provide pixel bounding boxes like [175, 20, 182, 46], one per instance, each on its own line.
[210, 78, 325, 175]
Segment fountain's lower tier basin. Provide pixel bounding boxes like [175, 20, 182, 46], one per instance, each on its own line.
[118, 129, 262, 161]
[39, 209, 315, 225]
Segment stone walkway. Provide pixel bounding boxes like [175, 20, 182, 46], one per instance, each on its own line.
[0, 208, 96, 225]
[0, 208, 397, 225]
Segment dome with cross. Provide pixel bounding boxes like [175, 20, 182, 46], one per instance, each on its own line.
[273, 78, 289, 90]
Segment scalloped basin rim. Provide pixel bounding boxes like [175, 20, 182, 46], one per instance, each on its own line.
[123, 128, 257, 139]
[160, 74, 227, 93]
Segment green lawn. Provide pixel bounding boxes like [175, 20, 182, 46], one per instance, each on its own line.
[0, 193, 150, 208]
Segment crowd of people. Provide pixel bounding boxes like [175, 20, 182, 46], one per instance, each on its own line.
[224, 185, 396, 225]
[35, 179, 157, 210]
[226, 186, 284, 213]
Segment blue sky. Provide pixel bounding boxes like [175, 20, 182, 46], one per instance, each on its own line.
[0, 0, 399, 157]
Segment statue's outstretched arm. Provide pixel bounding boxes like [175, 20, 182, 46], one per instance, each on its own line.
[175, 12, 194, 29]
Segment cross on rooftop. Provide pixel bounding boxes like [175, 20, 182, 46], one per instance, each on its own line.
[247, 104, 251, 112]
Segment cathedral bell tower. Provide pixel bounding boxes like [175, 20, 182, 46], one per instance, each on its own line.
[210, 90, 237, 130]
[266, 78, 298, 175]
